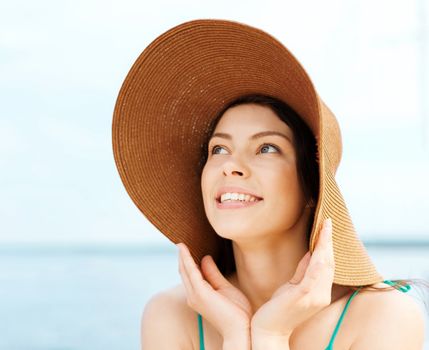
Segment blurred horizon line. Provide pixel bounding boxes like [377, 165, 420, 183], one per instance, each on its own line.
[0, 238, 428, 256]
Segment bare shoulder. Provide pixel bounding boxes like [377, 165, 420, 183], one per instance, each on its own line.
[140, 283, 198, 350]
[350, 283, 425, 349]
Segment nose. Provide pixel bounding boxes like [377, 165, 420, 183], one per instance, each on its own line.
[222, 157, 250, 177]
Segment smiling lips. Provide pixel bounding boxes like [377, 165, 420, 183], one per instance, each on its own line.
[220, 192, 260, 203]
[215, 186, 263, 201]
[216, 197, 263, 209]
[215, 187, 264, 210]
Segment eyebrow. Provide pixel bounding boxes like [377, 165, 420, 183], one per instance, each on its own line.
[209, 131, 293, 144]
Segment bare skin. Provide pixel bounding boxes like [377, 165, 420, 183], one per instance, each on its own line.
[141, 279, 423, 349]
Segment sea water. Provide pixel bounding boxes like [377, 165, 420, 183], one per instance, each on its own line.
[0, 243, 428, 349]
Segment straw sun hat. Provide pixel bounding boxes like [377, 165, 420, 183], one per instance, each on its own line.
[112, 19, 383, 286]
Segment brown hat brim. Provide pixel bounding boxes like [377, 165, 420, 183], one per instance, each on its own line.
[112, 19, 383, 286]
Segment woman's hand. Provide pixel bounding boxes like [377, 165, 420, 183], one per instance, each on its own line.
[177, 242, 252, 341]
[251, 218, 335, 340]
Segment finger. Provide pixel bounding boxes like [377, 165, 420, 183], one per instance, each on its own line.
[177, 243, 194, 293]
[305, 252, 335, 297]
[310, 218, 334, 267]
[299, 260, 331, 296]
[317, 218, 332, 248]
[200, 255, 230, 290]
[289, 251, 311, 285]
[323, 218, 335, 267]
[178, 243, 210, 291]
[300, 219, 335, 291]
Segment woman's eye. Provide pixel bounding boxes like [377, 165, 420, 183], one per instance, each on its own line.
[211, 145, 227, 155]
[259, 144, 279, 153]
[210, 144, 279, 155]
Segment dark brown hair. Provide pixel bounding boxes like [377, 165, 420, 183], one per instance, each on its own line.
[199, 94, 429, 310]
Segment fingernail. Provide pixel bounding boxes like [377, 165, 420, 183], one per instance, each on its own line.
[325, 218, 332, 229]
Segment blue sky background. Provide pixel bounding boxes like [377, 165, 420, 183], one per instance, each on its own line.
[1, 0, 428, 245]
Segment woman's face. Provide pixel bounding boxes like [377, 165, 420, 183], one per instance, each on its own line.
[201, 103, 308, 242]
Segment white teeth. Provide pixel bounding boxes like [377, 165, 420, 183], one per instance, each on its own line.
[220, 192, 260, 203]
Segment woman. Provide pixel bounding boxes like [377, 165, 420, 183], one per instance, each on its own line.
[111, 20, 426, 349]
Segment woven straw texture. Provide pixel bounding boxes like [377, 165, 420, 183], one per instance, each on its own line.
[112, 19, 383, 286]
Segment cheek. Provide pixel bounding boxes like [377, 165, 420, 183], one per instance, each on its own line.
[265, 165, 303, 205]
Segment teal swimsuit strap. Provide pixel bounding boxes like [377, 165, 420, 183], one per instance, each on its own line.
[325, 286, 363, 350]
[383, 279, 411, 293]
[325, 279, 411, 350]
[197, 313, 205, 350]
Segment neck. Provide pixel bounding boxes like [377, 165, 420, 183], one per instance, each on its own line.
[227, 210, 351, 314]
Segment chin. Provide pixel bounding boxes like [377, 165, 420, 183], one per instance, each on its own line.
[210, 221, 263, 241]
